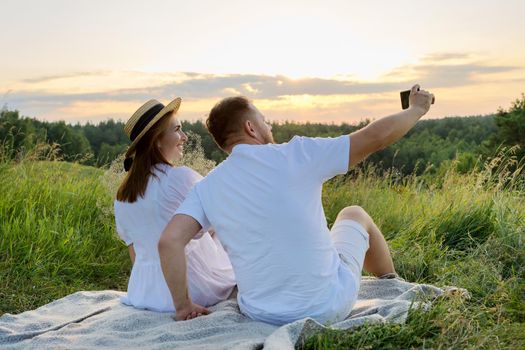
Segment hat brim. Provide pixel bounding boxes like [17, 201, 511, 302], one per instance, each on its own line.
[125, 97, 182, 158]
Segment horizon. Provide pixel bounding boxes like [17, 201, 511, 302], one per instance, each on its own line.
[3, 106, 498, 127]
[1, 0, 524, 124]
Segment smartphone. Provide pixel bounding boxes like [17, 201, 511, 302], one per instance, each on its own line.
[400, 90, 411, 110]
[400, 89, 435, 109]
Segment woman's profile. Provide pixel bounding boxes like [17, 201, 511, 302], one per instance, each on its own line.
[114, 97, 236, 312]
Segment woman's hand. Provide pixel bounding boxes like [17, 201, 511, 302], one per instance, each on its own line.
[174, 302, 211, 321]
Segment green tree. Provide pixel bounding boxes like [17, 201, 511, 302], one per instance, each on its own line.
[97, 142, 127, 166]
[45, 121, 92, 161]
[492, 94, 525, 160]
[0, 110, 46, 157]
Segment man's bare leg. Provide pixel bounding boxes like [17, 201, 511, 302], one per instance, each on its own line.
[335, 206, 396, 277]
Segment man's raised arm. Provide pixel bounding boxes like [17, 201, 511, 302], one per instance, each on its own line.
[158, 214, 210, 321]
[348, 84, 434, 168]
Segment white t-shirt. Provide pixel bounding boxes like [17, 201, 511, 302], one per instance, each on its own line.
[176, 135, 354, 325]
[114, 165, 236, 312]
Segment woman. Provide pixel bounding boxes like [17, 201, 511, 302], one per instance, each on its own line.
[114, 97, 236, 312]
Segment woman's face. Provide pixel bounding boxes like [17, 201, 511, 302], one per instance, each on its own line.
[158, 114, 188, 162]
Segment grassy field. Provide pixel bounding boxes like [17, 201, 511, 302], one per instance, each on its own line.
[0, 153, 523, 349]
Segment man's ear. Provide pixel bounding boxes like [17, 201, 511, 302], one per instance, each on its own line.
[244, 119, 257, 138]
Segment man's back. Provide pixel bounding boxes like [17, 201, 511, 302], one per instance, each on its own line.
[177, 135, 357, 325]
[159, 89, 434, 323]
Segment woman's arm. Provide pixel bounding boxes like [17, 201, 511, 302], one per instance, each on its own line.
[128, 244, 136, 264]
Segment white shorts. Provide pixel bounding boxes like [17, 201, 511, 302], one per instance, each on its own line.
[330, 219, 370, 280]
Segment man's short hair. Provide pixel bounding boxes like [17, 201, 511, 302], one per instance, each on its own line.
[206, 96, 252, 150]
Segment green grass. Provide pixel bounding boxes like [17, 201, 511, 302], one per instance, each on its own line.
[304, 164, 525, 349]
[0, 160, 130, 313]
[0, 153, 523, 349]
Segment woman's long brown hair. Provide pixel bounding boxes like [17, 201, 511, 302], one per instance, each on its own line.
[116, 112, 174, 203]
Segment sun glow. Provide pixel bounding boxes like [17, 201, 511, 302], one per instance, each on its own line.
[1, 1, 524, 123]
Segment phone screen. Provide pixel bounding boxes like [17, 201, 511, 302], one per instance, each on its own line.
[400, 90, 411, 110]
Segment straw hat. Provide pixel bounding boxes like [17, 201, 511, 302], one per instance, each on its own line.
[124, 97, 182, 159]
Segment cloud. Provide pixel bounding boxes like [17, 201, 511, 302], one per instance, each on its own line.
[8, 57, 521, 102]
[4, 73, 404, 104]
[21, 71, 111, 84]
[420, 52, 473, 63]
[408, 63, 518, 88]
[2, 52, 523, 122]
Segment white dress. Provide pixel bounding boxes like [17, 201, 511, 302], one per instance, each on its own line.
[114, 164, 236, 312]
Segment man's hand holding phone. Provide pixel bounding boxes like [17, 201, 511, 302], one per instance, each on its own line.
[400, 85, 435, 116]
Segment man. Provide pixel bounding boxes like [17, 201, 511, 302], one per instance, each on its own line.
[158, 84, 434, 325]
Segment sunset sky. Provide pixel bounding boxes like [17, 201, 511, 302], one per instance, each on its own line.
[1, 0, 524, 124]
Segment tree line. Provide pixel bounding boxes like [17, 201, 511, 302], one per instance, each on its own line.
[1, 94, 523, 175]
